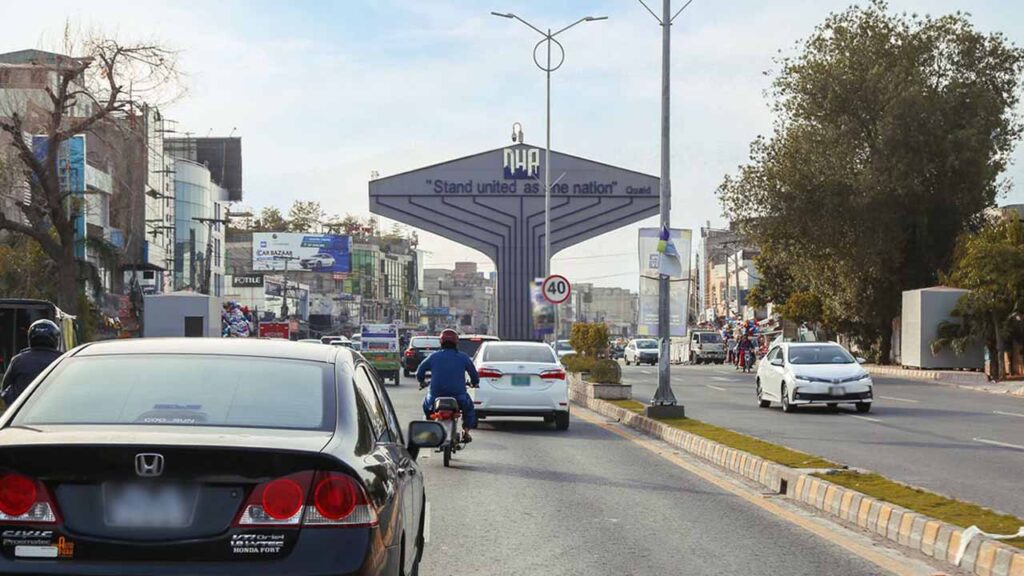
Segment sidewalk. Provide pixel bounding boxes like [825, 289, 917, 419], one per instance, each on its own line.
[865, 364, 1024, 397]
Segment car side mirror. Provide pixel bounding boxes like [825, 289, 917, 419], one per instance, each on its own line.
[407, 420, 445, 460]
[771, 358, 784, 367]
[856, 357, 867, 364]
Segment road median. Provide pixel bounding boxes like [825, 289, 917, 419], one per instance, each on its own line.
[570, 380, 1024, 576]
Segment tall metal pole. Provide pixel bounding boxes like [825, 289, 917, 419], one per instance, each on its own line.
[653, 0, 677, 406]
[545, 29, 552, 277]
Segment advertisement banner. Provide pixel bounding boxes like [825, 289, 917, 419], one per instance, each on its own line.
[637, 228, 692, 338]
[258, 322, 290, 340]
[361, 323, 399, 352]
[530, 278, 554, 338]
[253, 233, 351, 273]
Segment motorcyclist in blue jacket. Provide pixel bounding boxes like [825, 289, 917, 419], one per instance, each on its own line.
[417, 329, 479, 441]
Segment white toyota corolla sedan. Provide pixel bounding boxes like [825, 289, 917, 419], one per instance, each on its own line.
[756, 342, 874, 413]
[471, 341, 570, 430]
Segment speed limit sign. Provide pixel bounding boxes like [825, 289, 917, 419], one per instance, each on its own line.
[542, 274, 572, 305]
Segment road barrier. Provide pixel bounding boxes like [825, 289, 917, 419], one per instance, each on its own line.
[569, 379, 1024, 576]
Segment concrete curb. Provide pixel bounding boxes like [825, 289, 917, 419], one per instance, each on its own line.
[569, 384, 1024, 576]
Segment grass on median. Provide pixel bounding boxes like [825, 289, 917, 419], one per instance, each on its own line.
[606, 399, 836, 469]
[607, 399, 1024, 549]
[817, 471, 1024, 549]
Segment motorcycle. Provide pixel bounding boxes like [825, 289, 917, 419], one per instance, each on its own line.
[742, 349, 756, 373]
[420, 379, 468, 467]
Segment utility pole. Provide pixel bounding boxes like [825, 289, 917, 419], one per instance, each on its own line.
[724, 251, 730, 318]
[192, 216, 229, 295]
[637, 0, 693, 417]
[734, 250, 742, 319]
[274, 255, 300, 319]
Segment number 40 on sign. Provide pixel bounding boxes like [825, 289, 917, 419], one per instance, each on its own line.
[542, 275, 571, 305]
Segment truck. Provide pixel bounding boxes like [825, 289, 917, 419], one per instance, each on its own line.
[678, 330, 726, 365]
[0, 299, 77, 374]
[360, 323, 401, 385]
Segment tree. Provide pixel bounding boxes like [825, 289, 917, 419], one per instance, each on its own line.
[287, 200, 325, 233]
[717, 1, 1024, 363]
[252, 206, 287, 232]
[0, 235, 57, 300]
[0, 35, 180, 314]
[935, 215, 1024, 379]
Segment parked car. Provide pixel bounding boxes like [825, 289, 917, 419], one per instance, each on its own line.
[610, 344, 625, 360]
[457, 334, 500, 360]
[403, 335, 441, 377]
[0, 338, 445, 575]
[623, 338, 659, 366]
[299, 252, 336, 270]
[471, 341, 570, 430]
[756, 341, 873, 413]
[683, 330, 726, 364]
[551, 340, 576, 359]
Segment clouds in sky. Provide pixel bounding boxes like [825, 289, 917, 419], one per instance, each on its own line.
[5, 0, 1023, 288]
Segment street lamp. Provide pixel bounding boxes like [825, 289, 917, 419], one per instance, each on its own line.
[491, 11, 607, 276]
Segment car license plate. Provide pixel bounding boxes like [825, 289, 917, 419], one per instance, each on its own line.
[104, 482, 197, 528]
[829, 386, 846, 396]
[511, 375, 530, 386]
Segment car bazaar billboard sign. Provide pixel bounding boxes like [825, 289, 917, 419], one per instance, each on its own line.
[252, 233, 350, 273]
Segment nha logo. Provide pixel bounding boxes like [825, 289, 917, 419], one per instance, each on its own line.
[503, 147, 540, 180]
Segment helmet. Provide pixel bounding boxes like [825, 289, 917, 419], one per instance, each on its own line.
[439, 329, 459, 347]
[28, 319, 61, 350]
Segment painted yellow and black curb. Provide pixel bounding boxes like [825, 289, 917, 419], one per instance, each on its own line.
[568, 384, 1024, 576]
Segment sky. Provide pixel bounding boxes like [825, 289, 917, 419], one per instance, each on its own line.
[4, 0, 1024, 290]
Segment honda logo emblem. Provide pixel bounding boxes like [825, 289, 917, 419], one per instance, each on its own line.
[135, 453, 164, 477]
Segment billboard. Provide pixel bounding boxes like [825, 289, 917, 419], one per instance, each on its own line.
[637, 228, 692, 338]
[253, 233, 350, 273]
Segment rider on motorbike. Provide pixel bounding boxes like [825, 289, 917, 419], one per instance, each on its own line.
[737, 334, 755, 372]
[417, 329, 480, 441]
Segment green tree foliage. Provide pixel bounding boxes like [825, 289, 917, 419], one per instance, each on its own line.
[934, 215, 1024, 378]
[777, 291, 824, 325]
[569, 322, 610, 358]
[252, 207, 287, 232]
[717, 1, 1024, 363]
[0, 236, 58, 300]
[287, 201, 326, 233]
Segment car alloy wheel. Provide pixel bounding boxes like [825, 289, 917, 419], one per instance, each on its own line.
[756, 380, 771, 408]
[781, 384, 795, 413]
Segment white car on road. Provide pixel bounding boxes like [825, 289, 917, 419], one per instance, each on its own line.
[623, 338, 659, 366]
[552, 339, 576, 359]
[300, 252, 335, 270]
[472, 341, 570, 430]
[756, 342, 873, 413]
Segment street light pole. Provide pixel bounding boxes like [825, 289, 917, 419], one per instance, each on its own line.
[491, 11, 607, 277]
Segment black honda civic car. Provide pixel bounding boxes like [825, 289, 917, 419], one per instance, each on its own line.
[0, 338, 445, 575]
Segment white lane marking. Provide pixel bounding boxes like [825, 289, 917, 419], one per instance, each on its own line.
[848, 414, 882, 423]
[424, 502, 431, 543]
[710, 376, 736, 382]
[878, 395, 919, 403]
[993, 410, 1024, 419]
[974, 438, 1024, 451]
[704, 384, 727, 391]
[640, 369, 653, 375]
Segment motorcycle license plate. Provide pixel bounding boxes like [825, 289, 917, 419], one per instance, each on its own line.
[829, 386, 846, 396]
[511, 375, 530, 386]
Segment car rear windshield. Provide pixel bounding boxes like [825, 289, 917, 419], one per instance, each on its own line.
[483, 345, 557, 363]
[636, 340, 658, 349]
[700, 333, 722, 343]
[12, 355, 335, 430]
[787, 346, 855, 365]
[411, 336, 440, 349]
[458, 338, 494, 358]
[555, 341, 573, 351]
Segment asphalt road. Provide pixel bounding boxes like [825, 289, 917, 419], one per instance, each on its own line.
[621, 362, 1024, 518]
[386, 378, 893, 576]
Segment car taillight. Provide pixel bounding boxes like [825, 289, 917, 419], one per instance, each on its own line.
[477, 367, 503, 379]
[234, 471, 376, 528]
[305, 472, 377, 527]
[540, 369, 566, 380]
[235, 471, 312, 526]
[0, 472, 58, 523]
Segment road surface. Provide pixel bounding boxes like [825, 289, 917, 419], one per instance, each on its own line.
[388, 378, 923, 575]
[621, 362, 1024, 518]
